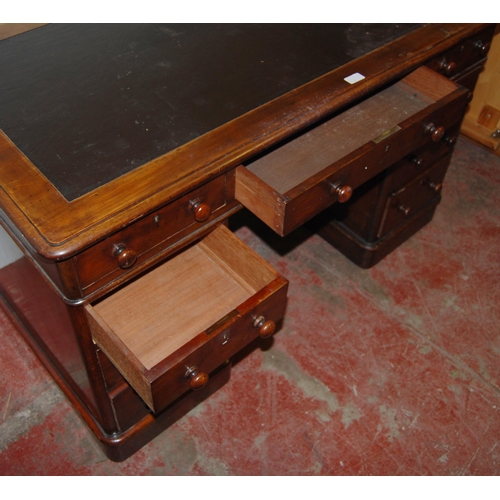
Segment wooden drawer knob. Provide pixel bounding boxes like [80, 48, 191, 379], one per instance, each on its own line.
[425, 123, 445, 142]
[113, 244, 137, 269]
[190, 200, 211, 222]
[410, 156, 425, 169]
[253, 316, 276, 338]
[397, 204, 411, 216]
[331, 183, 353, 203]
[474, 40, 490, 56]
[439, 59, 456, 75]
[186, 367, 209, 390]
[444, 134, 457, 146]
[423, 180, 442, 193]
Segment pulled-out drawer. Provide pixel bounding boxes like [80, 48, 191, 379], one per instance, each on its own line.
[86, 225, 288, 413]
[235, 66, 469, 236]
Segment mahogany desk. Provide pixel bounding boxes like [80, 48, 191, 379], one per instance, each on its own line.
[0, 24, 494, 460]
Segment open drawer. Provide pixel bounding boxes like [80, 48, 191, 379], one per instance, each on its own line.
[86, 225, 288, 413]
[235, 66, 469, 236]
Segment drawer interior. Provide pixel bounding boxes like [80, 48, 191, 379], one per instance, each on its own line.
[235, 66, 466, 236]
[86, 224, 287, 411]
[244, 85, 430, 194]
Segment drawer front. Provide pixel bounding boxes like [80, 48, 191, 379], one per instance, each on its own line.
[313, 120, 460, 245]
[86, 225, 288, 413]
[378, 155, 451, 238]
[386, 122, 461, 191]
[147, 281, 288, 412]
[110, 361, 232, 432]
[236, 67, 469, 236]
[76, 175, 228, 294]
[426, 25, 495, 80]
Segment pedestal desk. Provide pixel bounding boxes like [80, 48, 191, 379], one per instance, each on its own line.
[0, 24, 494, 460]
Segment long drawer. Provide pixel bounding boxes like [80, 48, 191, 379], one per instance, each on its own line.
[86, 225, 288, 413]
[234, 66, 469, 236]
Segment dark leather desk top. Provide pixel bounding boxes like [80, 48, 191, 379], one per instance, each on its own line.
[0, 23, 487, 259]
[0, 24, 420, 201]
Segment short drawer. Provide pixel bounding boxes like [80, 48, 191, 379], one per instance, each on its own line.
[76, 175, 229, 293]
[426, 25, 495, 80]
[378, 154, 451, 238]
[106, 358, 232, 432]
[235, 66, 469, 236]
[86, 225, 288, 413]
[386, 122, 461, 191]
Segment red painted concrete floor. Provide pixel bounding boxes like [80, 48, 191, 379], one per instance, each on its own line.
[1, 137, 500, 475]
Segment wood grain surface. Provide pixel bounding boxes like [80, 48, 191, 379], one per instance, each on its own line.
[0, 24, 488, 259]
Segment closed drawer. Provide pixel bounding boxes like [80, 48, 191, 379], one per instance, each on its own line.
[235, 66, 469, 236]
[106, 358, 232, 432]
[86, 225, 288, 413]
[378, 155, 451, 238]
[76, 175, 229, 293]
[426, 25, 495, 80]
[387, 122, 461, 191]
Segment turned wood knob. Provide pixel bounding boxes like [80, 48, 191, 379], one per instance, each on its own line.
[190, 200, 211, 222]
[253, 316, 276, 338]
[439, 59, 457, 75]
[423, 180, 442, 193]
[474, 40, 490, 56]
[410, 156, 425, 169]
[113, 244, 137, 269]
[444, 134, 457, 147]
[186, 367, 209, 390]
[398, 204, 411, 216]
[331, 183, 353, 203]
[425, 123, 445, 142]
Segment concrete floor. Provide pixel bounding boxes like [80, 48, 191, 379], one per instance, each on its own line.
[1, 136, 499, 475]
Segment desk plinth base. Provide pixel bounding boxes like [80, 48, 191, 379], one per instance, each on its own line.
[317, 199, 440, 269]
[0, 295, 231, 462]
